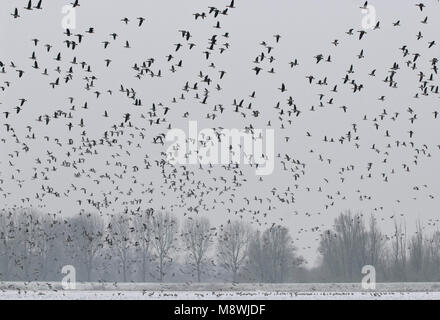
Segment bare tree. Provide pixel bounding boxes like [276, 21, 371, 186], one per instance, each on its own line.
[150, 212, 178, 282]
[182, 217, 213, 282]
[318, 211, 374, 281]
[247, 230, 265, 282]
[425, 231, 440, 279]
[33, 213, 62, 281]
[0, 209, 64, 281]
[133, 209, 153, 282]
[0, 210, 20, 280]
[70, 212, 104, 282]
[217, 220, 251, 282]
[15, 208, 41, 280]
[409, 220, 424, 277]
[247, 226, 302, 283]
[367, 215, 384, 268]
[391, 220, 407, 281]
[108, 213, 133, 282]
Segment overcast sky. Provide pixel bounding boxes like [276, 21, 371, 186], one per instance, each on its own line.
[1, 0, 440, 266]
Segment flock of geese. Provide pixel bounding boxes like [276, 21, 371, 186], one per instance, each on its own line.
[1, 0, 440, 258]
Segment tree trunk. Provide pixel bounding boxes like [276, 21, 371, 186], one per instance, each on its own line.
[159, 255, 164, 282]
[142, 253, 147, 282]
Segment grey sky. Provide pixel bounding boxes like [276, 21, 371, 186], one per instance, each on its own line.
[1, 0, 440, 266]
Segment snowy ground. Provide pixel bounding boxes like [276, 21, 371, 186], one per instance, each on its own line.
[1, 282, 440, 300]
[1, 290, 440, 300]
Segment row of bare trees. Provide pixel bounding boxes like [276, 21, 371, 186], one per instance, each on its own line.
[316, 210, 440, 282]
[3, 208, 438, 283]
[0, 208, 302, 283]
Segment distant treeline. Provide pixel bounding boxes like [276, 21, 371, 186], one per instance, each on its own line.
[315, 211, 440, 283]
[0, 208, 439, 283]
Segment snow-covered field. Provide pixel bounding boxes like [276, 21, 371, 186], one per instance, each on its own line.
[1, 290, 440, 300]
[1, 282, 440, 300]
